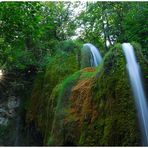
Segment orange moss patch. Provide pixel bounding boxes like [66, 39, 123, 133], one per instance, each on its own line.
[65, 78, 97, 128]
[81, 67, 96, 72]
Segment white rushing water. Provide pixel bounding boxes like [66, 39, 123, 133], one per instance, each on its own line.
[83, 43, 102, 67]
[122, 43, 148, 145]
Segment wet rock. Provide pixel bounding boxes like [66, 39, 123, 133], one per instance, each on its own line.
[7, 96, 20, 109]
[0, 117, 8, 125]
[8, 109, 16, 117]
[0, 96, 20, 126]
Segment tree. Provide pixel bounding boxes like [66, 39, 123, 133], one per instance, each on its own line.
[0, 2, 77, 71]
[77, 2, 147, 55]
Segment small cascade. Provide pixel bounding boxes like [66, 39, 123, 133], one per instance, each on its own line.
[122, 43, 148, 145]
[83, 43, 102, 67]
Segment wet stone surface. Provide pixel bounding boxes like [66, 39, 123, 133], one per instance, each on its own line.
[0, 96, 20, 126]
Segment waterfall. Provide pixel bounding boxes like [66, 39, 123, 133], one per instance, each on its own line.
[122, 43, 148, 145]
[83, 43, 102, 67]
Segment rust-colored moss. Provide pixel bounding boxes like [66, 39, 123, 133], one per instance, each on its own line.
[81, 67, 96, 72]
[70, 78, 96, 125]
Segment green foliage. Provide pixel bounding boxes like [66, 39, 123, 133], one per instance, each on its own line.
[77, 2, 148, 54]
[55, 40, 82, 53]
[35, 40, 83, 71]
[124, 3, 148, 50]
[1, 1, 147, 146]
[1, 1, 147, 69]
[0, 2, 77, 71]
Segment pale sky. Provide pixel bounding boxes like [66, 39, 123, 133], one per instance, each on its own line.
[69, 2, 86, 39]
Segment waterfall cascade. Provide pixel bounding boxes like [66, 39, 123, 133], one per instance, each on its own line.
[122, 43, 148, 145]
[83, 43, 102, 67]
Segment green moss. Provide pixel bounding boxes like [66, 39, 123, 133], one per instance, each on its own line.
[46, 71, 81, 146]
[79, 43, 141, 146]
[26, 41, 81, 144]
[27, 42, 147, 146]
[81, 46, 92, 68]
[80, 70, 96, 79]
[131, 42, 148, 101]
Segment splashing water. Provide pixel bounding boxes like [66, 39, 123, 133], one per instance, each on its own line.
[122, 43, 148, 145]
[0, 69, 3, 80]
[83, 43, 102, 67]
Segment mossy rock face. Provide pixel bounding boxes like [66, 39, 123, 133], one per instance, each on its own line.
[26, 46, 80, 142]
[81, 46, 93, 68]
[47, 73, 80, 146]
[45, 43, 146, 146]
[79, 45, 140, 146]
[45, 68, 96, 146]
[27, 42, 147, 146]
[131, 42, 148, 101]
